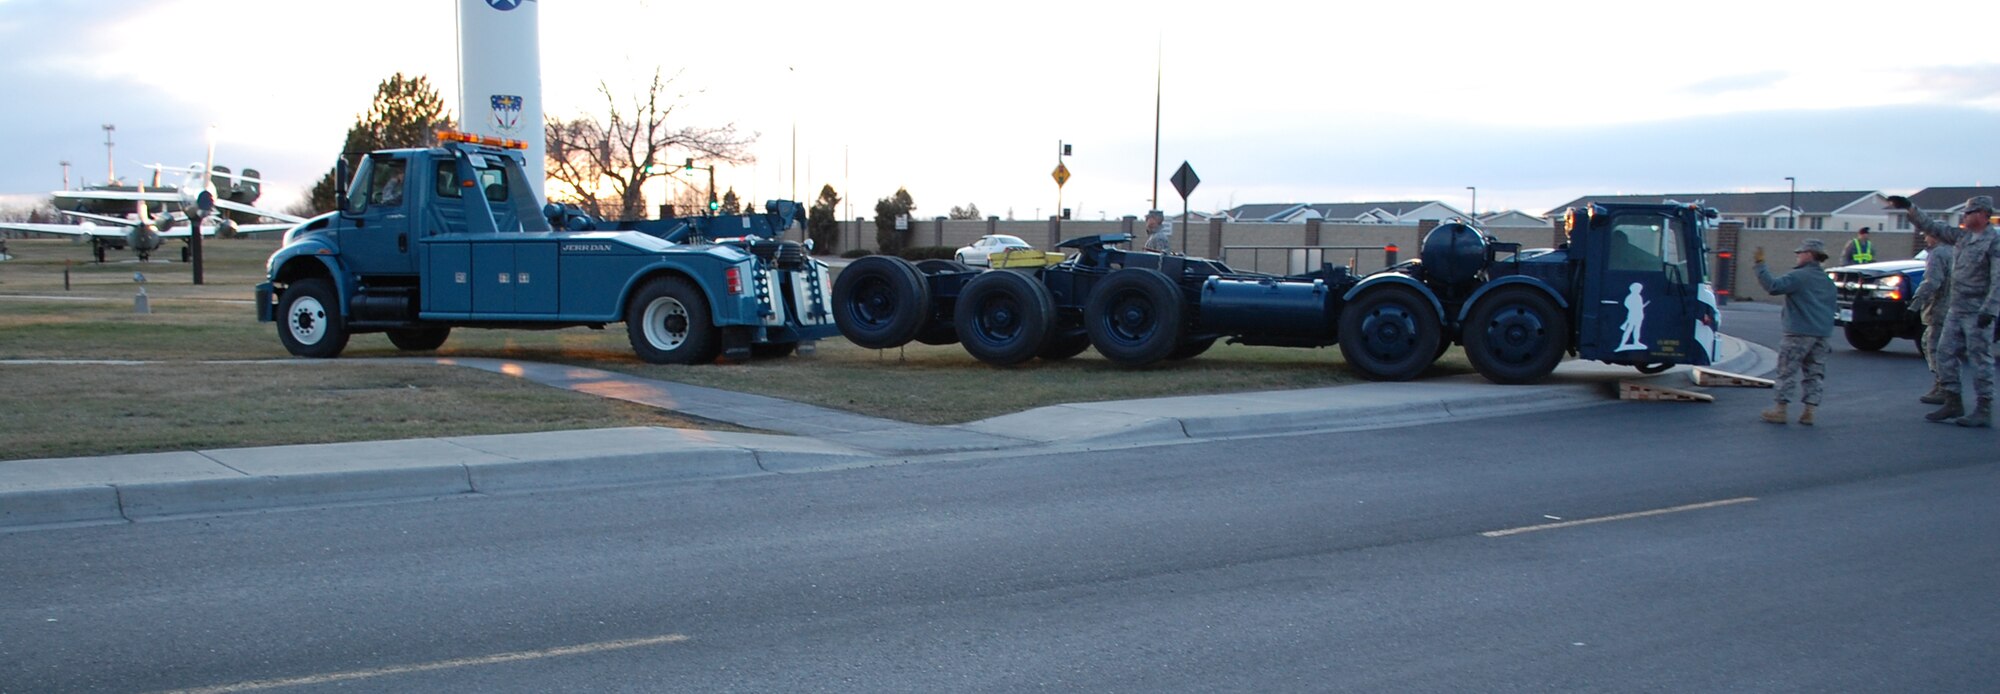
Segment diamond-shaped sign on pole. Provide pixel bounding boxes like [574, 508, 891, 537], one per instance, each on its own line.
[1052, 162, 1071, 188]
[1170, 162, 1199, 200]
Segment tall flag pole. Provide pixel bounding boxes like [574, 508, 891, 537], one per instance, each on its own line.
[1151, 35, 1162, 212]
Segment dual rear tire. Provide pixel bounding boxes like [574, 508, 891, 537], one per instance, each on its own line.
[625, 276, 719, 364]
[1461, 288, 1567, 384]
[833, 256, 931, 349]
[954, 270, 1054, 366]
[1085, 268, 1185, 366]
[1338, 286, 1441, 381]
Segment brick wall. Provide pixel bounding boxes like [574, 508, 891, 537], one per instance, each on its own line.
[1728, 229, 1916, 302]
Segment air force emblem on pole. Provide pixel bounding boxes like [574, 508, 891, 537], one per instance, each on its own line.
[490, 94, 524, 133]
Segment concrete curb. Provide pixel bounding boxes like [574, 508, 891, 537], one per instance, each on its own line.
[116, 465, 474, 520]
[1, 427, 873, 530]
[961, 380, 1606, 448]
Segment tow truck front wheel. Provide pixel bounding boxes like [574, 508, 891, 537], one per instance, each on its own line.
[387, 327, 452, 352]
[1338, 286, 1442, 381]
[277, 277, 350, 359]
[626, 276, 720, 365]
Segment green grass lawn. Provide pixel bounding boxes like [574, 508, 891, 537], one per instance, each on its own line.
[0, 237, 1467, 459]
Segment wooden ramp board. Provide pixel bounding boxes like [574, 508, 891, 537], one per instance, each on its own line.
[1619, 380, 1715, 402]
[1690, 366, 1774, 388]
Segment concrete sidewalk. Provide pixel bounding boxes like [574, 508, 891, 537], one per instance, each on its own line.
[0, 334, 1775, 531]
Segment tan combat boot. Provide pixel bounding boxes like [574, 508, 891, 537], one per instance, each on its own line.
[1927, 398, 1965, 422]
[1798, 405, 1816, 426]
[1956, 399, 1992, 428]
[1920, 383, 1949, 405]
[1761, 403, 1788, 424]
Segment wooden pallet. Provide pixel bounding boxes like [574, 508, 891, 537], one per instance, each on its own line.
[1619, 380, 1715, 402]
[1690, 366, 1775, 388]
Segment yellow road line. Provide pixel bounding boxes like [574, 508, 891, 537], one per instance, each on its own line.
[1481, 497, 1758, 538]
[157, 634, 689, 694]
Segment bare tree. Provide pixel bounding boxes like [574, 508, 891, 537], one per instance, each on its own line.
[545, 69, 756, 220]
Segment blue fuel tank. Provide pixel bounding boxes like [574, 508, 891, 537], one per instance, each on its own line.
[1197, 277, 1335, 339]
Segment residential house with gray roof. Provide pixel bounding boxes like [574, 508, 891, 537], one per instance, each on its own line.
[1544, 191, 1894, 233]
[1222, 201, 1467, 224]
[1899, 186, 2000, 230]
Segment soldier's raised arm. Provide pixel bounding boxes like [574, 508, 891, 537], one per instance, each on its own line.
[1888, 195, 1960, 243]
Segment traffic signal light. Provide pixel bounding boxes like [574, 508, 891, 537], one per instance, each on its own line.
[1061, 208, 1071, 220]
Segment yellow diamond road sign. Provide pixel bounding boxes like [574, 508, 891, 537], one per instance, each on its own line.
[1052, 163, 1070, 187]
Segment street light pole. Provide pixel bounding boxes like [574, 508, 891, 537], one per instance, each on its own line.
[1466, 186, 1477, 218]
[101, 124, 115, 184]
[1785, 176, 1796, 229]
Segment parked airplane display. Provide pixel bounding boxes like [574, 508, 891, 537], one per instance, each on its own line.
[0, 150, 303, 262]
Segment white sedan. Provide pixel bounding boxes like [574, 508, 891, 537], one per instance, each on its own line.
[954, 234, 1033, 267]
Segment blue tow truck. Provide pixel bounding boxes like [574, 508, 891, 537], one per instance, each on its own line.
[257, 131, 837, 363]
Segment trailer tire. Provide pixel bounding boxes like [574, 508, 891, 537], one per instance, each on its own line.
[1086, 268, 1185, 366]
[1038, 328, 1093, 361]
[277, 277, 350, 359]
[626, 276, 720, 364]
[386, 326, 452, 352]
[834, 256, 930, 349]
[1338, 286, 1441, 381]
[954, 269, 1054, 366]
[1462, 287, 1567, 384]
[1843, 323, 1893, 352]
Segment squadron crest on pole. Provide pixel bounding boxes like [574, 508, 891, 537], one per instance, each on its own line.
[490, 94, 524, 133]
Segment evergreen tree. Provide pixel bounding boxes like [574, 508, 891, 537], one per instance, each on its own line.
[303, 73, 454, 213]
[720, 188, 741, 215]
[873, 188, 916, 255]
[807, 184, 841, 253]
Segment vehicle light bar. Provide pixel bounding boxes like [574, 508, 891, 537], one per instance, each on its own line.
[436, 130, 528, 149]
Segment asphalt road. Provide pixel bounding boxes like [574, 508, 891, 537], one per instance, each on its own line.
[2, 308, 1993, 693]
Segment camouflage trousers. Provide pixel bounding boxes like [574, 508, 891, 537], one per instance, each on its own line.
[1936, 311, 1996, 400]
[1773, 335, 1831, 406]
[1925, 318, 1945, 378]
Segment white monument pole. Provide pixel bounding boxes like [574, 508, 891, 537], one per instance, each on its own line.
[456, 0, 545, 199]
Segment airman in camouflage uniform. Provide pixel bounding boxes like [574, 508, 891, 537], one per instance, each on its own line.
[1755, 239, 1838, 425]
[1893, 194, 2000, 427]
[1911, 227, 1954, 403]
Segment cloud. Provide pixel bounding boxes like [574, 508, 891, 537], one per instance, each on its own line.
[1681, 71, 1790, 96]
[1904, 64, 2000, 101]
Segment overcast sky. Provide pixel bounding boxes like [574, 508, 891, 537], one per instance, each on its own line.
[2, 0, 1994, 219]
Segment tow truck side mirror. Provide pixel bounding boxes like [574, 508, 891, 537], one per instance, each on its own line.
[333, 157, 350, 213]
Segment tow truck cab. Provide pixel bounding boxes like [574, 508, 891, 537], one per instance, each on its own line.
[1563, 202, 1721, 368]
